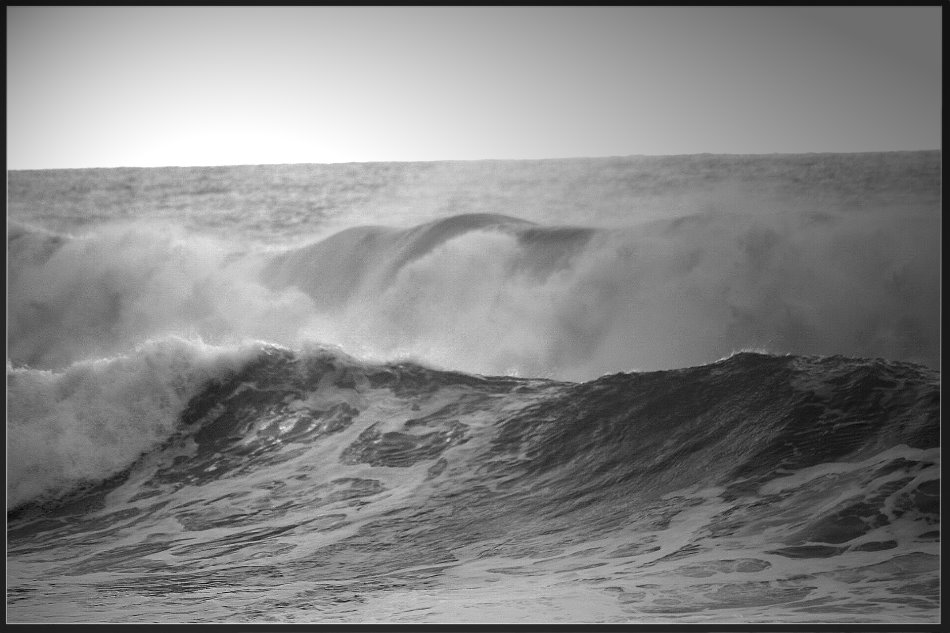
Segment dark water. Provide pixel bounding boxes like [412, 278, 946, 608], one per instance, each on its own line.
[6, 152, 940, 623]
[6, 349, 940, 622]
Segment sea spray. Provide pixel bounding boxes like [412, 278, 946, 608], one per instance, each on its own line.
[8, 202, 939, 382]
[268, 209, 939, 379]
[6, 336, 263, 509]
[7, 223, 318, 370]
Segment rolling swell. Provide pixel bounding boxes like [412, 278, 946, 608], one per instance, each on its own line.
[489, 353, 937, 498]
[7, 348, 939, 621]
[11, 349, 937, 526]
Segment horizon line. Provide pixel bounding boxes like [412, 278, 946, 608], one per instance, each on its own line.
[7, 148, 941, 172]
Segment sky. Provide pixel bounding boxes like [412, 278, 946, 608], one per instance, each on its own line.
[6, 6, 942, 169]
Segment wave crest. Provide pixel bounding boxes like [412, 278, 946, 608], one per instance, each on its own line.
[6, 337, 263, 509]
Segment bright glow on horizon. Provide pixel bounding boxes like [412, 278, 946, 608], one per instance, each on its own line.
[6, 6, 942, 169]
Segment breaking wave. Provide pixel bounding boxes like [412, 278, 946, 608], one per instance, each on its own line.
[7, 347, 939, 621]
[8, 206, 940, 381]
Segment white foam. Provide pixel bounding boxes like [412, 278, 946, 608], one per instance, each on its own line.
[6, 336, 262, 508]
[7, 224, 319, 370]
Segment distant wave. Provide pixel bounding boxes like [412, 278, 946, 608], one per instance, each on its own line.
[237, 207, 940, 377]
[262, 213, 594, 308]
[8, 207, 939, 381]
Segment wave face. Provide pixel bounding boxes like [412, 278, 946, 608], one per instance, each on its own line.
[6, 153, 941, 623]
[7, 348, 939, 623]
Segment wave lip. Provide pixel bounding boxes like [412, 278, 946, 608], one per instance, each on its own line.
[261, 213, 563, 306]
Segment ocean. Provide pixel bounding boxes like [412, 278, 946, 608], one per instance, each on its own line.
[6, 152, 941, 624]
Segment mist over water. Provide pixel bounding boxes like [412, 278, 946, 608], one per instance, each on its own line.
[8, 152, 941, 380]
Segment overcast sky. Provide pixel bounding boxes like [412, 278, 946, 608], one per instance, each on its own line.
[6, 6, 942, 169]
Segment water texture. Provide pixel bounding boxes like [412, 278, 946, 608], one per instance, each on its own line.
[6, 152, 940, 623]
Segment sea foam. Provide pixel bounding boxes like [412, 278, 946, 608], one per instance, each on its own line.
[6, 336, 262, 509]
